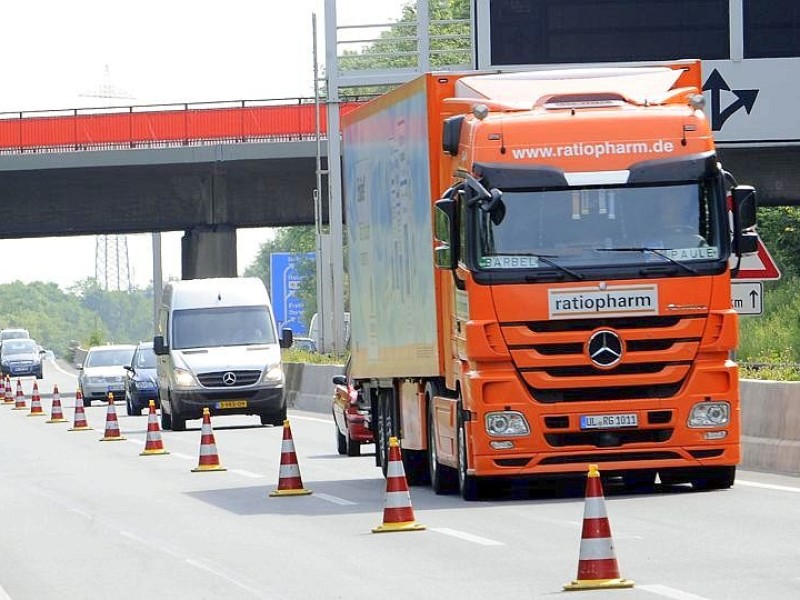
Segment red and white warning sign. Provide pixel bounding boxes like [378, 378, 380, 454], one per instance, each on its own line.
[731, 237, 781, 280]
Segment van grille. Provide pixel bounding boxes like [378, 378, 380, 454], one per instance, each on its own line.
[197, 370, 261, 387]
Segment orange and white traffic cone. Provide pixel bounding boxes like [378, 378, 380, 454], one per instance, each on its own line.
[2, 375, 13, 405]
[564, 464, 634, 591]
[28, 381, 46, 417]
[140, 400, 168, 456]
[12, 379, 27, 411]
[372, 437, 425, 533]
[69, 390, 93, 431]
[47, 385, 68, 423]
[192, 408, 226, 472]
[269, 420, 312, 497]
[99, 392, 126, 441]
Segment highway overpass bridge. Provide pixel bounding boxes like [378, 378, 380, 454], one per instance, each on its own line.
[0, 98, 796, 279]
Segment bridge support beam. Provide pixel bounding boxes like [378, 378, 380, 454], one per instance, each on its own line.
[181, 225, 238, 280]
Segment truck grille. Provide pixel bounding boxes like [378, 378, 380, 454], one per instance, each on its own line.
[502, 315, 704, 403]
[197, 370, 261, 387]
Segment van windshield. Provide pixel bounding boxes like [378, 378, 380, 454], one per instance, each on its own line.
[171, 306, 276, 350]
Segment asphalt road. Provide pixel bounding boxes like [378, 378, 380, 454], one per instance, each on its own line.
[0, 361, 799, 599]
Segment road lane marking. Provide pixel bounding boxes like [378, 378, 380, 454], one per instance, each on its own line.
[170, 452, 195, 460]
[431, 527, 505, 546]
[230, 469, 265, 479]
[0, 583, 10, 600]
[290, 414, 331, 424]
[736, 479, 800, 493]
[314, 492, 357, 506]
[47, 359, 78, 379]
[185, 558, 264, 597]
[639, 584, 713, 600]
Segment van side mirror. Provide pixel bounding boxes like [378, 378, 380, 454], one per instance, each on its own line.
[153, 335, 168, 355]
[280, 328, 294, 349]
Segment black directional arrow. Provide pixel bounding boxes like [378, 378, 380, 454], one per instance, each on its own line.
[749, 289, 759, 309]
[702, 69, 759, 131]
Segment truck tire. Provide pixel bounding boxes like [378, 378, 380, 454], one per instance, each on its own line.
[427, 386, 456, 495]
[457, 404, 480, 501]
[691, 466, 736, 491]
[335, 418, 347, 455]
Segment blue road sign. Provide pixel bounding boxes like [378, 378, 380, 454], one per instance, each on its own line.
[270, 252, 315, 335]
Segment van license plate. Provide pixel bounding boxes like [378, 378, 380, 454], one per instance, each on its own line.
[217, 400, 248, 409]
[580, 413, 638, 429]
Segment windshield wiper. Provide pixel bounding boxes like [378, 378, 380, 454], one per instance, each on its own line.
[595, 247, 698, 274]
[499, 253, 584, 280]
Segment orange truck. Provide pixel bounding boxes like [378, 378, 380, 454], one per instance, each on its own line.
[340, 61, 759, 500]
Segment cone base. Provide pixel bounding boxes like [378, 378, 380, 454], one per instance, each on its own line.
[11, 406, 27, 411]
[2, 401, 14, 405]
[269, 488, 313, 497]
[372, 521, 426, 534]
[564, 578, 634, 591]
[140, 449, 169, 456]
[28, 412, 47, 417]
[47, 418, 69, 423]
[100, 436, 127, 441]
[69, 426, 93, 431]
[192, 465, 227, 472]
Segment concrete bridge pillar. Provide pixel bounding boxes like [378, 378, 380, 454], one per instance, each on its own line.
[181, 224, 238, 280]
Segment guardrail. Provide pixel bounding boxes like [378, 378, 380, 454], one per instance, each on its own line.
[0, 98, 366, 154]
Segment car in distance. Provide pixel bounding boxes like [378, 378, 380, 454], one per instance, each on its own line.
[332, 359, 373, 456]
[124, 341, 159, 415]
[292, 337, 318, 352]
[0, 338, 44, 379]
[78, 344, 136, 406]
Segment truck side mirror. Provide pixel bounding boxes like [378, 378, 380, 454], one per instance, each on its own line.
[280, 328, 294, 349]
[153, 335, 168, 356]
[434, 198, 458, 270]
[732, 185, 757, 229]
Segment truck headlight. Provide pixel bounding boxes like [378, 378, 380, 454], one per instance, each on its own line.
[261, 362, 284, 383]
[173, 368, 197, 389]
[485, 411, 530, 436]
[688, 401, 730, 428]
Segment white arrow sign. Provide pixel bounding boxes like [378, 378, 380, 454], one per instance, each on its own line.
[731, 280, 763, 315]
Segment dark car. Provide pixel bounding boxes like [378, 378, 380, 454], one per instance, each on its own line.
[0, 338, 43, 379]
[332, 359, 373, 456]
[124, 342, 159, 415]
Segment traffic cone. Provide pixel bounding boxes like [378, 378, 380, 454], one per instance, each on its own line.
[28, 381, 46, 417]
[47, 385, 68, 423]
[12, 379, 27, 410]
[140, 400, 168, 456]
[99, 393, 126, 441]
[563, 464, 634, 591]
[372, 437, 425, 533]
[192, 408, 226, 472]
[2, 375, 13, 404]
[269, 420, 312, 496]
[69, 389, 93, 431]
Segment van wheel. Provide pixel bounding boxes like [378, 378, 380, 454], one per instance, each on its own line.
[260, 405, 286, 427]
[160, 406, 172, 430]
[171, 413, 186, 431]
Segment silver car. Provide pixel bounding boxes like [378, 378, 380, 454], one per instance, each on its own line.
[78, 344, 136, 406]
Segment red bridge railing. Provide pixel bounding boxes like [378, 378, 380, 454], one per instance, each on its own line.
[0, 98, 365, 154]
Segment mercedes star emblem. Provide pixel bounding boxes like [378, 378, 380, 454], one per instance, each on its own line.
[222, 371, 237, 386]
[587, 330, 623, 368]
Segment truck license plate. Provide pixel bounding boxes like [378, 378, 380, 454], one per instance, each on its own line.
[217, 400, 248, 409]
[580, 413, 638, 430]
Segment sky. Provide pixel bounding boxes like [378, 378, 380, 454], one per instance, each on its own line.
[0, 0, 408, 290]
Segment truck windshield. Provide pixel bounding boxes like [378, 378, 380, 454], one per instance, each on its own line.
[476, 181, 724, 271]
[171, 306, 276, 350]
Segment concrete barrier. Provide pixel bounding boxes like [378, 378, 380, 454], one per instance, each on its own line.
[283, 366, 800, 476]
[741, 379, 800, 475]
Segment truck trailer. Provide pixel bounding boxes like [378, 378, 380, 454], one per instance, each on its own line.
[340, 61, 758, 499]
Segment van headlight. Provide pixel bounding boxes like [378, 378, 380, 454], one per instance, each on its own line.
[688, 401, 730, 428]
[173, 368, 197, 389]
[261, 362, 284, 383]
[485, 411, 530, 436]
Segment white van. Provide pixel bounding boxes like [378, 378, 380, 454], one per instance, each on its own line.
[153, 277, 293, 431]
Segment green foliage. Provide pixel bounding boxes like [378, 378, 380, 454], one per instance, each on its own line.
[754, 206, 800, 279]
[738, 276, 800, 379]
[281, 348, 347, 365]
[0, 278, 154, 357]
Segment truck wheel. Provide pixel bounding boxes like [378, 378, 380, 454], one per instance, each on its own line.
[457, 407, 480, 501]
[428, 393, 455, 495]
[691, 466, 735, 491]
[623, 470, 656, 492]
